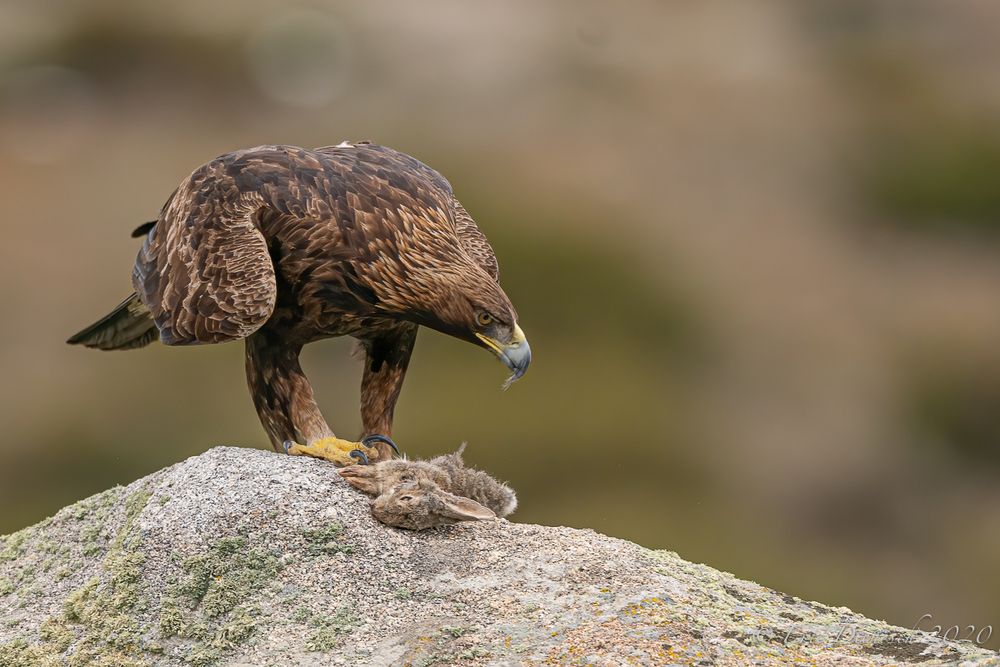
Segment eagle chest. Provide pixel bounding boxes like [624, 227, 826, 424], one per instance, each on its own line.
[264, 246, 394, 343]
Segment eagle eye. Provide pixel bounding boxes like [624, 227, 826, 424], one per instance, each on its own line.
[476, 312, 494, 327]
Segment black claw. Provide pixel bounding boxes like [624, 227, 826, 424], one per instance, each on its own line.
[349, 449, 370, 465]
[362, 434, 400, 456]
[282, 440, 295, 455]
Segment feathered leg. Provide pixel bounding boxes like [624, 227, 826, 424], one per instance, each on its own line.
[358, 324, 418, 460]
[245, 330, 388, 465]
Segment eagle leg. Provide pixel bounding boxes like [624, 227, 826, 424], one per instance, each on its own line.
[283, 436, 389, 466]
[248, 332, 387, 465]
[358, 325, 418, 460]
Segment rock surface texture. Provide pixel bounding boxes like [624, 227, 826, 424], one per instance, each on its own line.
[0, 447, 996, 667]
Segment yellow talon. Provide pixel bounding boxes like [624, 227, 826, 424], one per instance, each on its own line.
[284, 437, 378, 466]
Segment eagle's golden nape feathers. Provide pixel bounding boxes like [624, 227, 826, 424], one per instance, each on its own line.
[67, 293, 158, 351]
[70, 143, 530, 463]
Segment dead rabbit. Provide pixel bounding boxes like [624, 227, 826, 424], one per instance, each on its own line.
[339, 444, 517, 530]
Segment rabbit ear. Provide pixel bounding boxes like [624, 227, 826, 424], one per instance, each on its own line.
[338, 465, 380, 494]
[433, 491, 496, 522]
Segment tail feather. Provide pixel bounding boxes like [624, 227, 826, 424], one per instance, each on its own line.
[131, 220, 156, 238]
[67, 293, 158, 351]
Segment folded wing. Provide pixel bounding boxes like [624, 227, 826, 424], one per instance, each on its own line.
[132, 162, 277, 345]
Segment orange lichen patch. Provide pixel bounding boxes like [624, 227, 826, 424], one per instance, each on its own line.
[621, 596, 680, 628]
[539, 618, 678, 666]
[398, 625, 499, 667]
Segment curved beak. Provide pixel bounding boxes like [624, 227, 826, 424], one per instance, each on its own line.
[476, 323, 532, 389]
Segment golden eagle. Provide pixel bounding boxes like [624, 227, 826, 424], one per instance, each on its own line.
[68, 143, 531, 465]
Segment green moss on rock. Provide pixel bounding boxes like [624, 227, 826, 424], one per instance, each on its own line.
[211, 606, 259, 649]
[0, 637, 60, 667]
[56, 488, 153, 666]
[304, 607, 356, 652]
[302, 522, 353, 556]
[37, 617, 73, 653]
[158, 535, 281, 664]
[0, 528, 32, 562]
[72, 487, 125, 558]
[0, 487, 156, 667]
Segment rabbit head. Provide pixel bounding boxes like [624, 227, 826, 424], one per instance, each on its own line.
[338, 459, 448, 496]
[370, 479, 496, 530]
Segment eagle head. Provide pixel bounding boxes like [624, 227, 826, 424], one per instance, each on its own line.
[406, 263, 531, 388]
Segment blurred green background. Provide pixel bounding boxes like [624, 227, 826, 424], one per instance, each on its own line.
[1, 0, 999, 649]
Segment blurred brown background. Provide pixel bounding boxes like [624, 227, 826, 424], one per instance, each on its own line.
[1, 0, 999, 648]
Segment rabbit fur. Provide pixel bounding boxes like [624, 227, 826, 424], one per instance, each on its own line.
[339, 444, 517, 530]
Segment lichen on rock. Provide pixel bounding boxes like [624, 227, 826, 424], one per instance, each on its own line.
[0, 447, 997, 666]
[157, 534, 280, 663]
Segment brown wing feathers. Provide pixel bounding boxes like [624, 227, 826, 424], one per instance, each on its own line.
[132, 161, 276, 345]
[77, 144, 500, 350]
